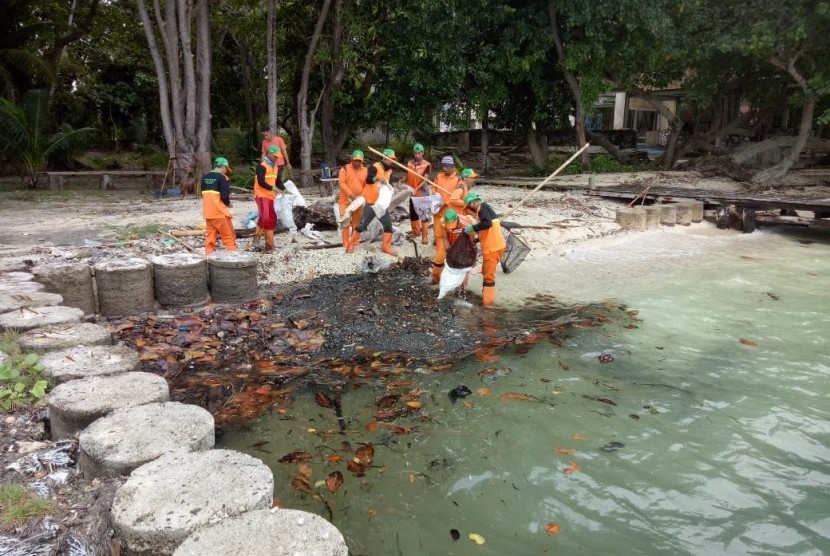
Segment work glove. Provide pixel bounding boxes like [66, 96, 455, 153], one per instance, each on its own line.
[465, 225, 475, 234]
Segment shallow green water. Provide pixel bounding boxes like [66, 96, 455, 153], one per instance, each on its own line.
[220, 225, 830, 556]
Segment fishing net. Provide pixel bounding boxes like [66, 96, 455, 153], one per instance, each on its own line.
[500, 227, 531, 274]
[446, 232, 477, 269]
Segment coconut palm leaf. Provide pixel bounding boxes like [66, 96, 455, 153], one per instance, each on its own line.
[45, 123, 99, 165]
[0, 48, 56, 89]
[0, 97, 31, 153]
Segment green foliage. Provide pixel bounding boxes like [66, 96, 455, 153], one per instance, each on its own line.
[0, 483, 54, 528]
[0, 350, 49, 411]
[117, 224, 164, 240]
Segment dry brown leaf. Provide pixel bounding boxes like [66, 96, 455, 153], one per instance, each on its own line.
[554, 448, 575, 455]
[476, 387, 492, 397]
[325, 471, 343, 493]
[297, 462, 313, 479]
[739, 338, 758, 347]
[545, 523, 560, 535]
[564, 461, 581, 475]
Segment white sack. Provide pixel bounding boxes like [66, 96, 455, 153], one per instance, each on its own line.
[438, 265, 471, 300]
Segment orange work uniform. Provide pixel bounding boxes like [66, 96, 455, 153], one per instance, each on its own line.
[431, 171, 462, 283]
[407, 159, 432, 241]
[469, 201, 506, 306]
[201, 171, 237, 256]
[338, 163, 368, 251]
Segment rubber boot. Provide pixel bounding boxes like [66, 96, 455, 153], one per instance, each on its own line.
[264, 230, 276, 252]
[350, 230, 362, 252]
[482, 285, 496, 306]
[408, 220, 421, 240]
[461, 274, 469, 291]
[341, 228, 351, 252]
[382, 232, 398, 257]
[430, 263, 443, 284]
[421, 221, 429, 245]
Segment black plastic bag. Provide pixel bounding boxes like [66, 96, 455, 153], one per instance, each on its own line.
[446, 232, 477, 269]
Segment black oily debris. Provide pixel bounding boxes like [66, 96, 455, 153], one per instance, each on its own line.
[601, 441, 625, 452]
[449, 385, 472, 402]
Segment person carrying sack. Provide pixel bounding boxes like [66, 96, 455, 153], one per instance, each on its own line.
[337, 150, 367, 253]
[354, 148, 399, 257]
[201, 157, 237, 256]
[463, 192, 506, 306]
[253, 145, 285, 252]
[430, 156, 463, 283]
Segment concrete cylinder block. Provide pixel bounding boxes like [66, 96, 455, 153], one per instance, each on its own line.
[0, 306, 83, 332]
[0, 291, 63, 314]
[33, 263, 96, 315]
[208, 251, 258, 304]
[676, 200, 705, 222]
[659, 204, 677, 226]
[40, 344, 139, 384]
[152, 253, 209, 308]
[19, 322, 112, 353]
[616, 207, 647, 231]
[78, 401, 215, 479]
[642, 206, 662, 229]
[48, 372, 169, 439]
[94, 258, 155, 317]
[674, 202, 693, 226]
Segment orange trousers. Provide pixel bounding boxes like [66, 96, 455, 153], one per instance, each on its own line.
[481, 249, 506, 287]
[205, 217, 237, 255]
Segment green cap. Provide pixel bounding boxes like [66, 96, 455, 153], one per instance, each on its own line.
[463, 192, 480, 205]
[413, 143, 424, 153]
[267, 145, 281, 155]
[214, 157, 230, 168]
[461, 168, 480, 179]
[382, 148, 397, 159]
[351, 149, 364, 161]
[444, 209, 458, 222]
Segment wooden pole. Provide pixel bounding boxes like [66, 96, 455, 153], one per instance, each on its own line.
[366, 146, 453, 195]
[501, 143, 590, 219]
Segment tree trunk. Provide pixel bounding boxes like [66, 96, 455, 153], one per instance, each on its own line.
[586, 130, 630, 162]
[297, 0, 333, 187]
[321, 0, 345, 166]
[752, 99, 815, 183]
[527, 127, 548, 168]
[136, 0, 175, 152]
[266, 0, 278, 133]
[193, 0, 211, 178]
[481, 106, 490, 173]
[548, 2, 589, 169]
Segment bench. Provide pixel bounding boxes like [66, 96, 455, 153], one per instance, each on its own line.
[43, 171, 169, 191]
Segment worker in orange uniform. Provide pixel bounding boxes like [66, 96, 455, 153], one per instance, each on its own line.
[337, 150, 368, 253]
[405, 143, 432, 244]
[260, 129, 292, 184]
[201, 157, 237, 256]
[431, 155, 463, 283]
[355, 148, 398, 257]
[463, 192, 506, 306]
[440, 209, 471, 291]
[449, 168, 479, 213]
[253, 145, 285, 252]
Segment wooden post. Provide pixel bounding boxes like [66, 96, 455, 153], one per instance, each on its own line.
[741, 207, 756, 233]
[47, 174, 64, 191]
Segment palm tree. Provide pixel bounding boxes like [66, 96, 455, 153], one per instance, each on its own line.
[0, 89, 97, 188]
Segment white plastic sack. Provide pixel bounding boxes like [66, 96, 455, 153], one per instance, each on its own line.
[438, 265, 471, 299]
[411, 194, 443, 220]
[373, 182, 394, 217]
[283, 180, 307, 207]
[275, 195, 297, 232]
[335, 196, 366, 228]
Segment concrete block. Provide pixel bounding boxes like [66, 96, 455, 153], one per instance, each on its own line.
[48, 372, 169, 439]
[659, 204, 676, 226]
[79, 402, 215, 479]
[0, 281, 45, 294]
[2, 271, 34, 281]
[676, 200, 705, 222]
[112, 449, 272, 556]
[152, 253, 209, 307]
[40, 344, 138, 384]
[616, 207, 646, 230]
[674, 202, 693, 225]
[0, 306, 83, 332]
[19, 322, 111, 352]
[642, 206, 662, 229]
[207, 252, 258, 304]
[0, 291, 63, 313]
[95, 258, 155, 317]
[33, 263, 96, 315]
[173, 509, 348, 556]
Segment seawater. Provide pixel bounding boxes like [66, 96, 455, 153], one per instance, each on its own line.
[220, 224, 830, 556]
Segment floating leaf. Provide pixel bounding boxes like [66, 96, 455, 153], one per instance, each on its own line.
[409, 472, 415, 484]
[558, 361, 570, 371]
[254, 385, 272, 396]
[572, 433, 587, 441]
[627, 310, 639, 317]
[365, 421, 381, 432]
[564, 461, 581, 475]
[346, 460, 366, 477]
[325, 471, 344, 493]
[500, 392, 534, 402]
[291, 474, 316, 494]
[545, 523, 560, 535]
[297, 463, 313, 479]
[468, 533, 486, 545]
[279, 451, 314, 464]
[739, 338, 758, 347]
[315, 392, 335, 408]
[596, 398, 617, 406]
[355, 443, 374, 466]
[326, 454, 342, 464]
[476, 387, 492, 397]
[554, 448, 575, 455]
[474, 346, 500, 362]
[376, 394, 400, 409]
[406, 400, 422, 409]
[367, 509, 377, 517]
[450, 529, 460, 541]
